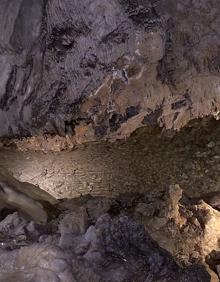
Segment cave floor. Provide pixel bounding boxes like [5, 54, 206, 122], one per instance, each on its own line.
[0, 118, 220, 199]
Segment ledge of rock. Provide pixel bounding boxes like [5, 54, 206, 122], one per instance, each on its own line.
[0, 0, 220, 143]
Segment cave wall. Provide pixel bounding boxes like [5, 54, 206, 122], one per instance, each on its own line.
[0, 0, 220, 141]
[1, 119, 219, 199]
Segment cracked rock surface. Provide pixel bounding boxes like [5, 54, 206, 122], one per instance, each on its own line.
[0, 0, 220, 142]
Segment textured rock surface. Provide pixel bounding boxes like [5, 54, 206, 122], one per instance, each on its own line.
[0, 0, 220, 142]
[0, 186, 216, 282]
[0, 168, 57, 223]
[1, 119, 219, 199]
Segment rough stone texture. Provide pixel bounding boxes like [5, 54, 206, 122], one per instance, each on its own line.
[1, 119, 219, 199]
[0, 0, 220, 142]
[0, 187, 215, 282]
[0, 168, 57, 223]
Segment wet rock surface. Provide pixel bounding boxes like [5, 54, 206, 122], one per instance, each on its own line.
[3, 183, 220, 281]
[0, 0, 220, 142]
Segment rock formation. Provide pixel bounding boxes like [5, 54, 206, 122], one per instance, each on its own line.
[1, 1, 220, 281]
[0, 184, 218, 281]
[0, 168, 57, 223]
[0, 0, 220, 145]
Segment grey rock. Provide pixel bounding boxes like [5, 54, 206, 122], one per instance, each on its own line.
[59, 207, 88, 249]
[0, 244, 74, 282]
[0, 192, 212, 281]
[0, 168, 58, 223]
[0, 0, 220, 141]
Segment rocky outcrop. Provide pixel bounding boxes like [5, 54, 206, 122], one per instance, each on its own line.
[0, 0, 220, 143]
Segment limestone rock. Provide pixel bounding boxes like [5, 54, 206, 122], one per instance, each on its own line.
[0, 189, 214, 281]
[0, 0, 220, 144]
[0, 245, 74, 282]
[0, 168, 58, 223]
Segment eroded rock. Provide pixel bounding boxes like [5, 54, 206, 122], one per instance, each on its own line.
[0, 168, 57, 223]
[1, 184, 220, 281]
[0, 0, 220, 145]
